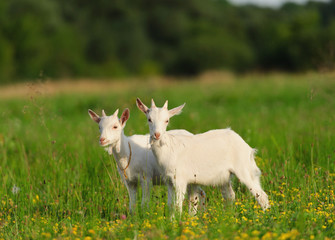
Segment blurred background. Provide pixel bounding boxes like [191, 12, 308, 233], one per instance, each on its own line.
[0, 0, 334, 84]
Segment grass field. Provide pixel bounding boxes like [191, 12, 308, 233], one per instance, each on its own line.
[0, 72, 334, 239]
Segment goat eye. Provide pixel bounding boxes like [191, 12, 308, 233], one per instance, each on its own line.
[165, 120, 169, 123]
[148, 118, 152, 123]
[113, 126, 118, 129]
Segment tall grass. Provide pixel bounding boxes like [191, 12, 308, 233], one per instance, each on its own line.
[0, 73, 334, 239]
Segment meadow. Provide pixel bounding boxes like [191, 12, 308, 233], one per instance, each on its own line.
[0, 72, 334, 239]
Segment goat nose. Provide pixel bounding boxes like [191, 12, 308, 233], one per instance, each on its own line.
[154, 132, 161, 139]
[100, 137, 106, 143]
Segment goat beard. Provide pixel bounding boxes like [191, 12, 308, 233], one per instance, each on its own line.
[104, 146, 113, 155]
[103, 141, 120, 154]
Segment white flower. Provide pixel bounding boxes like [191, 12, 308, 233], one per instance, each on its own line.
[12, 185, 20, 194]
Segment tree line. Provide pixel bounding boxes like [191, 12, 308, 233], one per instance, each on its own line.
[0, 0, 334, 82]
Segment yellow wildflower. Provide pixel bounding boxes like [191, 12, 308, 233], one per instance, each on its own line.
[241, 233, 249, 239]
[41, 232, 51, 238]
[261, 232, 273, 240]
[252, 230, 260, 236]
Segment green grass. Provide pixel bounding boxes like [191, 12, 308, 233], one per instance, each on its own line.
[0, 73, 334, 239]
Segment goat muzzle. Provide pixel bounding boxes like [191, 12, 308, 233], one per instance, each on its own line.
[154, 132, 161, 140]
[100, 137, 107, 145]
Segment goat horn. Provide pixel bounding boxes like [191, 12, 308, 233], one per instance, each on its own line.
[102, 109, 107, 117]
[151, 99, 156, 108]
[163, 100, 168, 109]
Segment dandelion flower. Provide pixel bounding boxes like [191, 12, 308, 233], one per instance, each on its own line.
[251, 230, 260, 236]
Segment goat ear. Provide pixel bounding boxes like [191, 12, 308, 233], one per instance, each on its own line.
[113, 109, 119, 117]
[88, 109, 101, 123]
[163, 100, 168, 109]
[136, 98, 149, 114]
[151, 99, 156, 108]
[120, 108, 130, 126]
[169, 103, 185, 117]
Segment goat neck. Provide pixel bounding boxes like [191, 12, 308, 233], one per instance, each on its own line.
[151, 133, 178, 161]
[112, 130, 131, 170]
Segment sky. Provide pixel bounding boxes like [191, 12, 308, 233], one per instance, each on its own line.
[228, 0, 330, 8]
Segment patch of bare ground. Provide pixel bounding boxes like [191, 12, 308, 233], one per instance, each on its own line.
[0, 71, 333, 99]
[0, 73, 235, 99]
[0, 78, 173, 99]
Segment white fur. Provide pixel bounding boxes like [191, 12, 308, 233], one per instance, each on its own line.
[136, 98, 270, 213]
[88, 108, 206, 214]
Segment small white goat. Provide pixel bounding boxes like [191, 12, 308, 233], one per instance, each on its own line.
[136, 98, 270, 213]
[88, 108, 206, 214]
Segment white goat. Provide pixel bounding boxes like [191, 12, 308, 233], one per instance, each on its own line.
[88, 108, 206, 214]
[136, 98, 270, 213]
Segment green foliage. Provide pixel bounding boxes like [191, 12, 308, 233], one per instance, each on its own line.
[0, 0, 335, 82]
[0, 35, 14, 82]
[0, 74, 334, 238]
